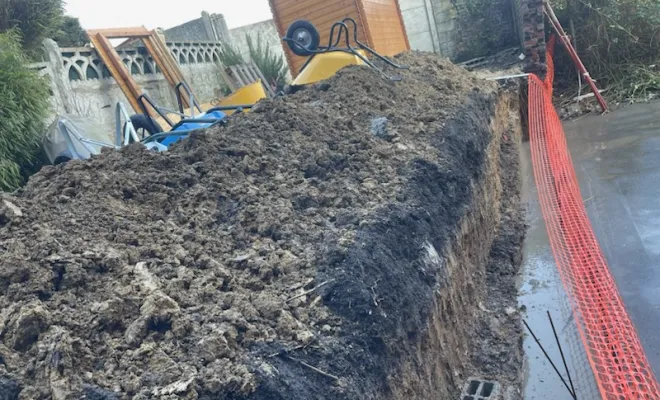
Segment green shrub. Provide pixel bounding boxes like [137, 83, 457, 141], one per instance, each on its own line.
[0, 31, 50, 191]
[551, 0, 660, 100]
[53, 16, 87, 47]
[0, 0, 64, 55]
[247, 34, 288, 89]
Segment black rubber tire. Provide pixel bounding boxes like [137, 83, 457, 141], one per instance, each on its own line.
[124, 114, 162, 142]
[53, 156, 71, 165]
[285, 20, 320, 57]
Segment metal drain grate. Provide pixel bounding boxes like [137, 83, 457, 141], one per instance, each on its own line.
[461, 378, 500, 400]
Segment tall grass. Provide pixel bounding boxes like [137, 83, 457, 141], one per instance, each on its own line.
[0, 31, 50, 191]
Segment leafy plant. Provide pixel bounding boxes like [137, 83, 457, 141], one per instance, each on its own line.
[217, 42, 245, 67]
[246, 33, 288, 89]
[0, 31, 50, 191]
[0, 0, 64, 55]
[53, 16, 87, 47]
[550, 0, 660, 101]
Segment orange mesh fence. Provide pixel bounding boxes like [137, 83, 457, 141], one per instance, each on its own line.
[528, 37, 660, 399]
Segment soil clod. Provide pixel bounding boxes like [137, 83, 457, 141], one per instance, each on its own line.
[0, 52, 524, 399]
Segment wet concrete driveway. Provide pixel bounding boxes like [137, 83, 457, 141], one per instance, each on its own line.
[521, 103, 660, 399]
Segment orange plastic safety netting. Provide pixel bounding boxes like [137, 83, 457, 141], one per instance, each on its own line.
[528, 37, 660, 399]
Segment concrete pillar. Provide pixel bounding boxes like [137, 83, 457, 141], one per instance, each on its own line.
[211, 14, 231, 43]
[423, 0, 440, 53]
[201, 11, 216, 41]
[42, 39, 74, 114]
[399, 0, 442, 54]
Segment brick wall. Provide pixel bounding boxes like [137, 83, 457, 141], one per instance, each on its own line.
[518, 0, 545, 73]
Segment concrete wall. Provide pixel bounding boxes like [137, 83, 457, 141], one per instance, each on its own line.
[39, 4, 542, 136]
[432, 0, 459, 57]
[163, 1, 527, 70]
[398, 0, 439, 53]
[165, 12, 231, 43]
[65, 63, 222, 130]
[164, 17, 210, 42]
[43, 40, 227, 132]
[228, 20, 287, 67]
[398, 0, 519, 60]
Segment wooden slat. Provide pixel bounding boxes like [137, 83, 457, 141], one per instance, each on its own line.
[278, 7, 360, 30]
[394, 0, 411, 50]
[145, 33, 192, 109]
[279, 0, 353, 21]
[87, 27, 199, 115]
[238, 66, 254, 85]
[268, 0, 294, 77]
[143, 37, 177, 87]
[219, 67, 239, 92]
[89, 32, 146, 114]
[250, 62, 275, 97]
[232, 66, 246, 86]
[244, 65, 259, 83]
[144, 37, 180, 87]
[229, 66, 247, 87]
[360, 0, 409, 55]
[150, 34, 185, 84]
[87, 27, 151, 39]
[271, 0, 319, 9]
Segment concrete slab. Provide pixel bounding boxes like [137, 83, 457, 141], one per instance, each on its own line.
[564, 104, 660, 372]
[521, 102, 660, 398]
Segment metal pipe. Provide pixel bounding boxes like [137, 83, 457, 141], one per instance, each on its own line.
[543, 2, 608, 112]
[487, 73, 530, 80]
[115, 102, 140, 146]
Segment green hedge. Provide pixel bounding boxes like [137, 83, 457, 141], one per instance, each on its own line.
[0, 31, 50, 191]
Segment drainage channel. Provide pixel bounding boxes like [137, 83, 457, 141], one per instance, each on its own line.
[519, 140, 599, 400]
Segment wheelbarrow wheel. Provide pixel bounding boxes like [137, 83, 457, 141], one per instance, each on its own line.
[124, 114, 162, 143]
[285, 20, 320, 57]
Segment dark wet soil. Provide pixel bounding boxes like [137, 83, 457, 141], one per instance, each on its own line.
[0, 52, 524, 399]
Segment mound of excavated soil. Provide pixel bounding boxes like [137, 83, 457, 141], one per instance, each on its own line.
[0, 52, 523, 399]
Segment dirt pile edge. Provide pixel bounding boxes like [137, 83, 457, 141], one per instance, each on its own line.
[0, 53, 524, 400]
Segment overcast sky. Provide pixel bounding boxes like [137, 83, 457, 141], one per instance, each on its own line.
[64, 0, 275, 30]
